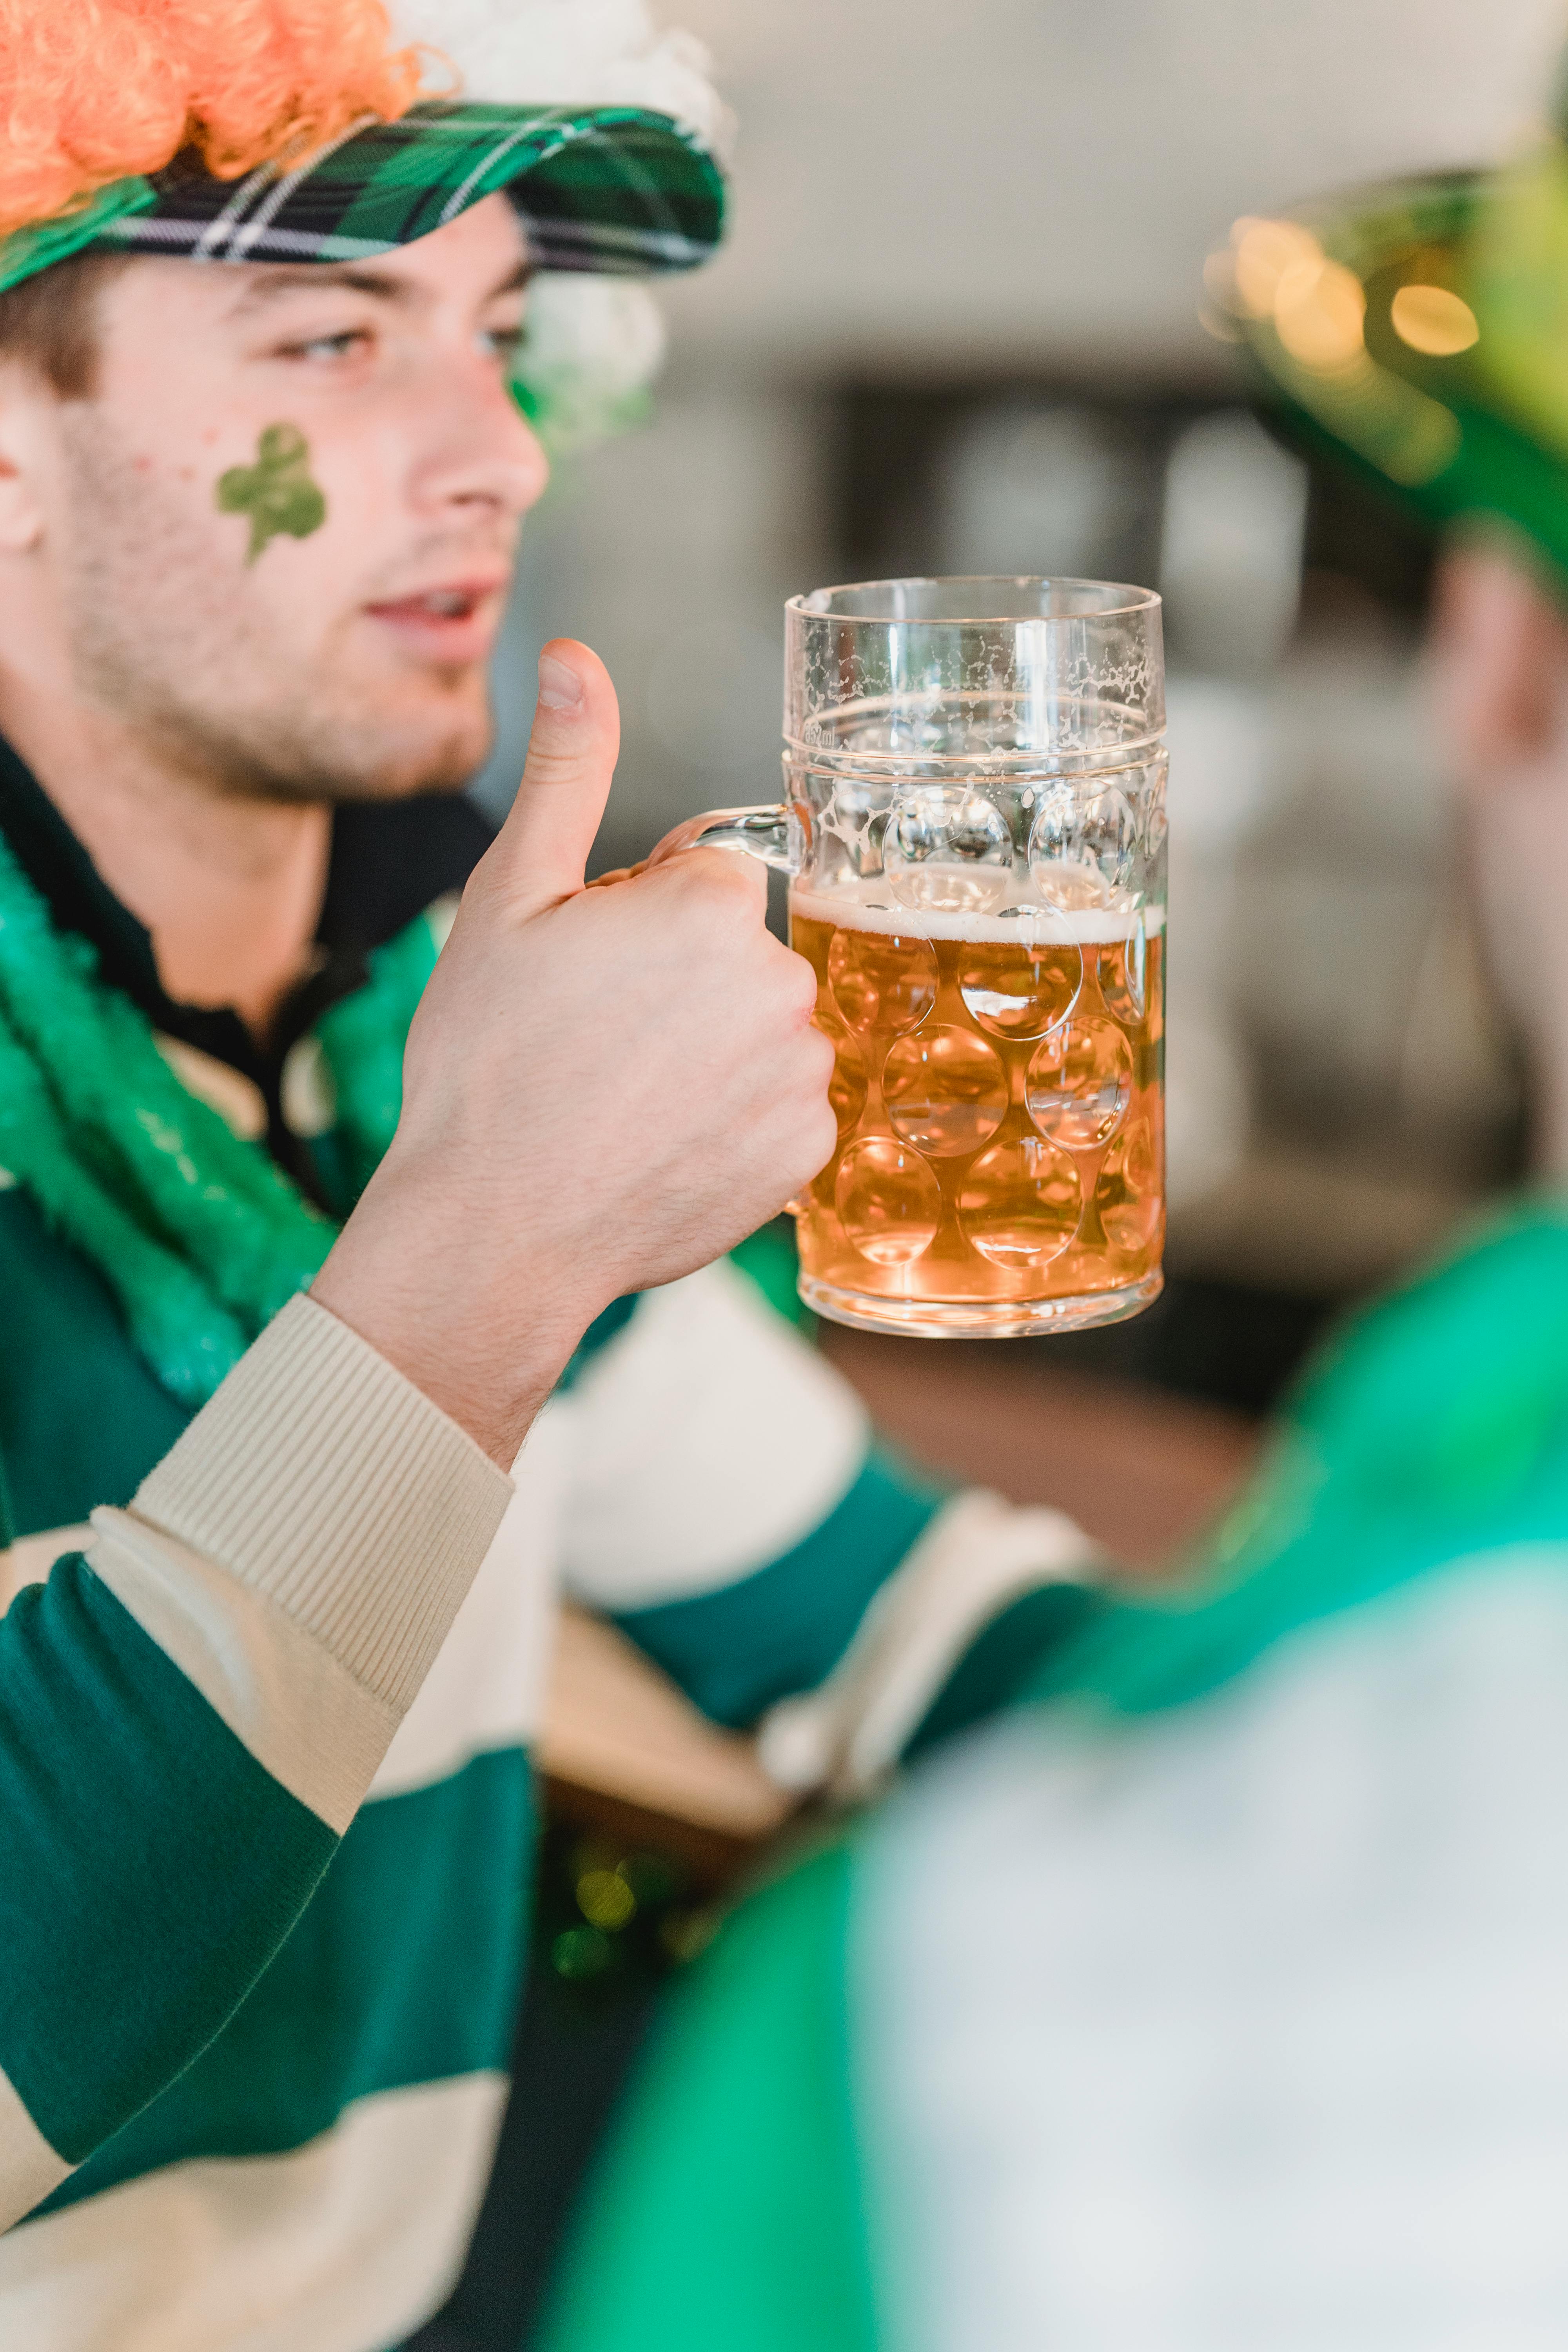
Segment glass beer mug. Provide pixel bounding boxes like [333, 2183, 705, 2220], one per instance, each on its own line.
[692, 577, 1167, 1338]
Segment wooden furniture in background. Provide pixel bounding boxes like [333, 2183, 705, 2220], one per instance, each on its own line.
[818, 1327, 1261, 1574]
[539, 1608, 794, 1885]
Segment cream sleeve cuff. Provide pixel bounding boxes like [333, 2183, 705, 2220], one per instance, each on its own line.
[129, 1293, 514, 1708]
[85, 1296, 514, 1833]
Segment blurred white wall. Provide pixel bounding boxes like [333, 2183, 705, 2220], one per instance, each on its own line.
[661, 0, 1565, 373]
[485, 0, 1568, 827]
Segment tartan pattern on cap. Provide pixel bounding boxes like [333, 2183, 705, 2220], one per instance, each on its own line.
[90, 101, 723, 277]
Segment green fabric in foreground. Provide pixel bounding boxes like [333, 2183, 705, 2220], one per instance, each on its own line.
[539, 1840, 876, 2352]
[1029, 1197, 1568, 1721]
[0, 1561, 337, 2164]
[542, 1196, 1568, 2352]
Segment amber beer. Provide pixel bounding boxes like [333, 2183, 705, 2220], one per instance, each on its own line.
[687, 576, 1167, 1331]
[789, 886, 1164, 1315]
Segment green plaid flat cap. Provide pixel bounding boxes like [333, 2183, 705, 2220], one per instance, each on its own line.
[0, 100, 724, 295]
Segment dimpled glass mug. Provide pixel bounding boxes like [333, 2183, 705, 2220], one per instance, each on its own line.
[690, 577, 1167, 1338]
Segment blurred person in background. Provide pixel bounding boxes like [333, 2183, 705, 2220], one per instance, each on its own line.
[540, 58, 1568, 2352]
[0, 4, 1116, 2347]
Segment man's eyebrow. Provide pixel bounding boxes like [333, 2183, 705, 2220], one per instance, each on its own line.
[488, 258, 537, 299]
[226, 254, 535, 318]
[227, 265, 412, 316]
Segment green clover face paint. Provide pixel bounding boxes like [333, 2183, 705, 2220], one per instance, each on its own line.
[216, 423, 327, 563]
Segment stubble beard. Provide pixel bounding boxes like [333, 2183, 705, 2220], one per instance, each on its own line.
[54, 413, 498, 807]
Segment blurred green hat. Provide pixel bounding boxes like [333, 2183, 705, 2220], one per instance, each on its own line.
[1208, 90, 1568, 588]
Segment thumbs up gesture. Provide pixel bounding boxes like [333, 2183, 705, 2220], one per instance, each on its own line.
[313, 639, 835, 1464]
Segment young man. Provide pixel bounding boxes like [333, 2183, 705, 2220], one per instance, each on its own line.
[539, 77, 1568, 2352]
[0, 5, 1097, 2345]
[0, 619, 834, 2256]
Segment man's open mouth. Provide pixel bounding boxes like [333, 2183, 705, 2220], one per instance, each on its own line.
[364, 581, 507, 657]
[421, 589, 481, 619]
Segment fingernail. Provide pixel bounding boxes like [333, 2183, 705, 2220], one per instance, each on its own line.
[537, 652, 583, 711]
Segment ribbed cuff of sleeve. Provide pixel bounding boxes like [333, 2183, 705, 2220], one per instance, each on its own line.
[131, 1295, 514, 1712]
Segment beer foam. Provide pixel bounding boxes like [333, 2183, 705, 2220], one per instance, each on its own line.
[788, 882, 1164, 946]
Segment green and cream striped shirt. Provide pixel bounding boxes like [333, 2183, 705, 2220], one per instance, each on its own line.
[0, 773, 1096, 2349]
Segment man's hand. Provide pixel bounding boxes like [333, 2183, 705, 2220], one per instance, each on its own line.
[312, 639, 835, 1464]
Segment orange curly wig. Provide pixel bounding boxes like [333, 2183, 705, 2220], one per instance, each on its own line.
[0, 0, 424, 243]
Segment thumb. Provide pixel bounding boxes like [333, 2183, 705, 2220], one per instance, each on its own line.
[491, 639, 621, 915]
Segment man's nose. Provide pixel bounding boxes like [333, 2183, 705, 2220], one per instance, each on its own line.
[412, 359, 550, 523]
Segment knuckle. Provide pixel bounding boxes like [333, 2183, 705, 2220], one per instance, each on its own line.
[748, 940, 817, 1030]
[790, 1110, 838, 1189]
[659, 847, 760, 932]
[676, 843, 748, 889]
[705, 847, 768, 909]
[783, 947, 820, 1018]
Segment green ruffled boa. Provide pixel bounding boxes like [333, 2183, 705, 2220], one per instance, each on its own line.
[0, 826, 442, 1408]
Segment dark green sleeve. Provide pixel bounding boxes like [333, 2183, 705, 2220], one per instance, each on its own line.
[613, 1450, 943, 1728]
[0, 1559, 337, 2169]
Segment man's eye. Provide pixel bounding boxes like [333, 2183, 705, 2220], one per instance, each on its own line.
[283, 328, 373, 363]
[483, 321, 528, 364]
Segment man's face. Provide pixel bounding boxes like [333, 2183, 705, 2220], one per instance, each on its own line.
[32, 193, 548, 801]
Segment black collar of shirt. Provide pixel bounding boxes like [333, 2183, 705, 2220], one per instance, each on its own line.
[0, 732, 492, 1204]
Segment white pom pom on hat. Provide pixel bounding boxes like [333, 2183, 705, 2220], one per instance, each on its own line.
[388, 0, 734, 160]
[383, 0, 732, 451]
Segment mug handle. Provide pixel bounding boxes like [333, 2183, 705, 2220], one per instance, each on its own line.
[657, 802, 802, 874]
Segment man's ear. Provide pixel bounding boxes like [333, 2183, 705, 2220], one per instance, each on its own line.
[1431, 538, 1568, 773]
[0, 367, 53, 556]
